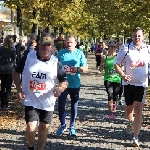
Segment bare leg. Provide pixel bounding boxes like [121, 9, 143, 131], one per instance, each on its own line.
[108, 100, 113, 112]
[133, 101, 143, 137]
[125, 104, 134, 123]
[25, 121, 38, 147]
[37, 122, 49, 150]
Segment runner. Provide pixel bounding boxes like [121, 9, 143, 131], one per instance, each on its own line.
[95, 42, 104, 73]
[56, 35, 88, 136]
[13, 33, 68, 150]
[101, 40, 121, 119]
[114, 27, 150, 147]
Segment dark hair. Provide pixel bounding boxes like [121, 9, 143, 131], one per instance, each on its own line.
[3, 35, 14, 50]
[29, 40, 37, 46]
[80, 42, 84, 45]
[133, 27, 144, 33]
[127, 38, 132, 44]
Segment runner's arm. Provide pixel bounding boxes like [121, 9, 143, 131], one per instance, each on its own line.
[57, 61, 68, 91]
[114, 64, 125, 77]
[77, 51, 88, 73]
[13, 54, 27, 92]
[114, 45, 126, 77]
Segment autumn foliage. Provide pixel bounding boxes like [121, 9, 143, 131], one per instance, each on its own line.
[2, 0, 150, 40]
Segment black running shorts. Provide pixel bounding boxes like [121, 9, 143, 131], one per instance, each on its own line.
[124, 85, 146, 106]
[25, 106, 53, 124]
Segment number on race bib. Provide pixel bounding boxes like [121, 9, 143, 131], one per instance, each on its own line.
[30, 80, 46, 92]
[108, 69, 116, 77]
[64, 65, 71, 74]
[63, 65, 76, 75]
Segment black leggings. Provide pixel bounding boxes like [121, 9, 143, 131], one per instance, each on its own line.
[0, 74, 12, 106]
[104, 80, 121, 101]
[96, 56, 101, 67]
[118, 79, 123, 99]
[119, 85, 123, 99]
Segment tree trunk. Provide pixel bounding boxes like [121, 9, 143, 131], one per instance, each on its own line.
[32, 8, 38, 34]
[11, 9, 14, 24]
[16, 6, 22, 35]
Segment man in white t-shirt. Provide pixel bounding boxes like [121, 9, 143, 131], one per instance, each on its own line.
[114, 27, 150, 147]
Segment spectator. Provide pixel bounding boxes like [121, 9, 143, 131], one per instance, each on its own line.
[26, 33, 37, 50]
[28, 40, 37, 52]
[0, 35, 16, 109]
[16, 40, 25, 63]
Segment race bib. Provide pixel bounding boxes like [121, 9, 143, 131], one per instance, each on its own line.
[30, 80, 46, 93]
[108, 69, 116, 77]
[63, 65, 76, 75]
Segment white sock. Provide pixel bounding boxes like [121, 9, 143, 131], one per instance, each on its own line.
[133, 136, 138, 140]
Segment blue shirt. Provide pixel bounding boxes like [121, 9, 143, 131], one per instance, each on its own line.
[57, 48, 87, 88]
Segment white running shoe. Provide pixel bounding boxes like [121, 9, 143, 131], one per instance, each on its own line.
[133, 137, 139, 147]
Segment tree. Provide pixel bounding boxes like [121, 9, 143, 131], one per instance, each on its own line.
[16, 6, 22, 35]
[3, 0, 150, 40]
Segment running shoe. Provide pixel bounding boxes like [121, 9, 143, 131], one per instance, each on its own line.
[69, 127, 76, 136]
[113, 102, 116, 111]
[28, 146, 34, 150]
[109, 113, 115, 119]
[11, 84, 16, 89]
[56, 124, 67, 136]
[127, 123, 134, 134]
[133, 137, 140, 147]
[118, 99, 123, 106]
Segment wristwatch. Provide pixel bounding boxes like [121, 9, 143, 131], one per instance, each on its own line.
[77, 67, 80, 72]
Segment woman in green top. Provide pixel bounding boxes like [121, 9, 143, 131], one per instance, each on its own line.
[101, 40, 121, 119]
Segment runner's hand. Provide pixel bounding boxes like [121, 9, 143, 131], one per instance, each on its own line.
[70, 66, 78, 73]
[53, 88, 63, 97]
[122, 75, 131, 82]
[17, 91, 25, 100]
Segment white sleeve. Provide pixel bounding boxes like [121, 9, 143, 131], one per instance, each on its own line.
[147, 45, 150, 63]
[114, 45, 128, 65]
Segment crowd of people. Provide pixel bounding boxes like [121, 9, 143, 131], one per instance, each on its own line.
[0, 27, 149, 149]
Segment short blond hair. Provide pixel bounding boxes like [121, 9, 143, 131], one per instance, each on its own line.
[66, 35, 77, 42]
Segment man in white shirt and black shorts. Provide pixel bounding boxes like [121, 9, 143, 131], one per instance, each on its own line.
[114, 27, 150, 147]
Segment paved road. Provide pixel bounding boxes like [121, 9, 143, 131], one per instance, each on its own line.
[0, 53, 150, 150]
